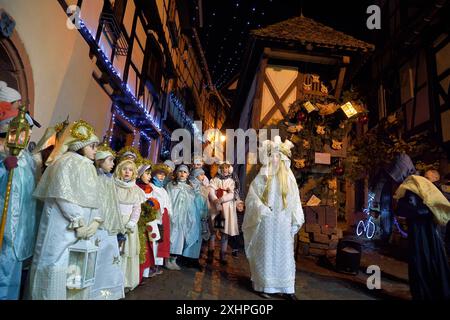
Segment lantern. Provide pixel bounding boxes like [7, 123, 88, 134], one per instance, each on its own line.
[340, 102, 359, 119]
[6, 104, 31, 156]
[67, 239, 98, 290]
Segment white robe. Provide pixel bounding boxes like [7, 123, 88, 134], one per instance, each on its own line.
[28, 199, 100, 300]
[243, 164, 304, 294]
[114, 179, 146, 291]
[148, 183, 172, 266]
[120, 203, 140, 290]
[28, 152, 102, 300]
[89, 174, 125, 300]
[209, 176, 239, 236]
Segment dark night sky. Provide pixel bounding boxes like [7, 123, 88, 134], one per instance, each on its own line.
[190, 0, 374, 88]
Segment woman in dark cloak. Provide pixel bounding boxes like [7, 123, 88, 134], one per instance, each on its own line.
[393, 154, 450, 300]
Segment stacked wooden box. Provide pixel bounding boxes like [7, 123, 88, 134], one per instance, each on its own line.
[297, 205, 344, 257]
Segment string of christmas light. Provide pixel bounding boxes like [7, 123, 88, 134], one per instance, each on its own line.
[112, 105, 152, 144]
[108, 112, 116, 145]
[78, 19, 161, 132]
[169, 92, 204, 141]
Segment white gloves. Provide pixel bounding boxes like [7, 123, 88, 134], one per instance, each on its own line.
[125, 220, 137, 233]
[75, 220, 102, 239]
[85, 220, 101, 237]
[75, 226, 89, 239]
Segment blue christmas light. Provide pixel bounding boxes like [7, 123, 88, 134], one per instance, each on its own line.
[112, 105, 152, 144]
[78, 19, 160, 133]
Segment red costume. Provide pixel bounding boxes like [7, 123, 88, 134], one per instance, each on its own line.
[137, 183, 155, 282]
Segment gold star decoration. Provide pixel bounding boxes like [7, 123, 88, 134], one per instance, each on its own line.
[294, 158, 306, 169]
[331, 139, 343, 150]
[287, 124, 303, 133]
[112, 256, 120, 265]
[316, 125, 326, 135]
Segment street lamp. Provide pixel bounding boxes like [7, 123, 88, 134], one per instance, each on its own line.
[0, 104, 31, 252]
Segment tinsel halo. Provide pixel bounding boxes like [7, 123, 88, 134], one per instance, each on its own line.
[70, 120, 95, 142]
[137, 158, 153, 170]
[151, 163, 171, 175]
[117, 146, 143, 164]
[97, 143, 116, 158]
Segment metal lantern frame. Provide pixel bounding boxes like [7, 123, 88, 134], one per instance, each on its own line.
[0, 104, 31, 253]
[67, 239, 99, 290]
[6, 104, 31, 156]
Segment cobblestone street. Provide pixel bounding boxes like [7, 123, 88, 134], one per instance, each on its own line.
[125, 249, 381, 300]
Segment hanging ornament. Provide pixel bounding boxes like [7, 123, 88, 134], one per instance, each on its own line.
[331, 139, 343, 150]
[316, 125, 326, 135]
[303, 139, 310, 149]
[297, 111, 307, 123]
[294, 158, 306, 169]
[359, 114, 369, 124]
[287, 124, 303, 133]
[316, 102, 339, 116]
[387, 114, 397, 124]
[327, 178, 338, 191]
[334, 166, 345, 176]
[303, 83, 312, 91]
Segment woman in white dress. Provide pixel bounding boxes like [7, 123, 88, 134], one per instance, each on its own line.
[243, 136, 304, 300]
[113, 159, 146, 292]
[28, 120, 102, 300]
[90, 145, 125, 300]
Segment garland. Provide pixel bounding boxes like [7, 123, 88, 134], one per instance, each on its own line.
[277, 90, 367, 219]
[137, 198, 160, 264]
[70, 120, 95, 141]
[345, 112, 444, 181]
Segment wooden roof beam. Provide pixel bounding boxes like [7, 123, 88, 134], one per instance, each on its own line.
[264, 48, 342, 65]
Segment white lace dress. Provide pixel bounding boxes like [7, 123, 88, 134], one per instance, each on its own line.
[243, 165, 304, 294]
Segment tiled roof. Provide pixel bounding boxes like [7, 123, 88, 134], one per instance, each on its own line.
[252, 15, 375, 52]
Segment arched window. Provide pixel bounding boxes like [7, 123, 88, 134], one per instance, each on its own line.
[0, 14, 34, 114]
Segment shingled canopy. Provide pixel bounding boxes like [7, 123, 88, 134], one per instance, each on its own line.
[252, 14, 375, 53]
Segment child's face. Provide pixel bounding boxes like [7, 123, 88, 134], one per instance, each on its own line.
[100, 156, 115, 173]
[177, 170, 189, 181]
[141, 171, 151, 184]
[222, 165, 231, 175]
[155, 172, 166, 182]
[121, 165, 134, 181]
[194, 162, 203, 169]
[197, 173, 206, 182]
[81, 143, 98, 160]
[236, 202, 245, 212]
